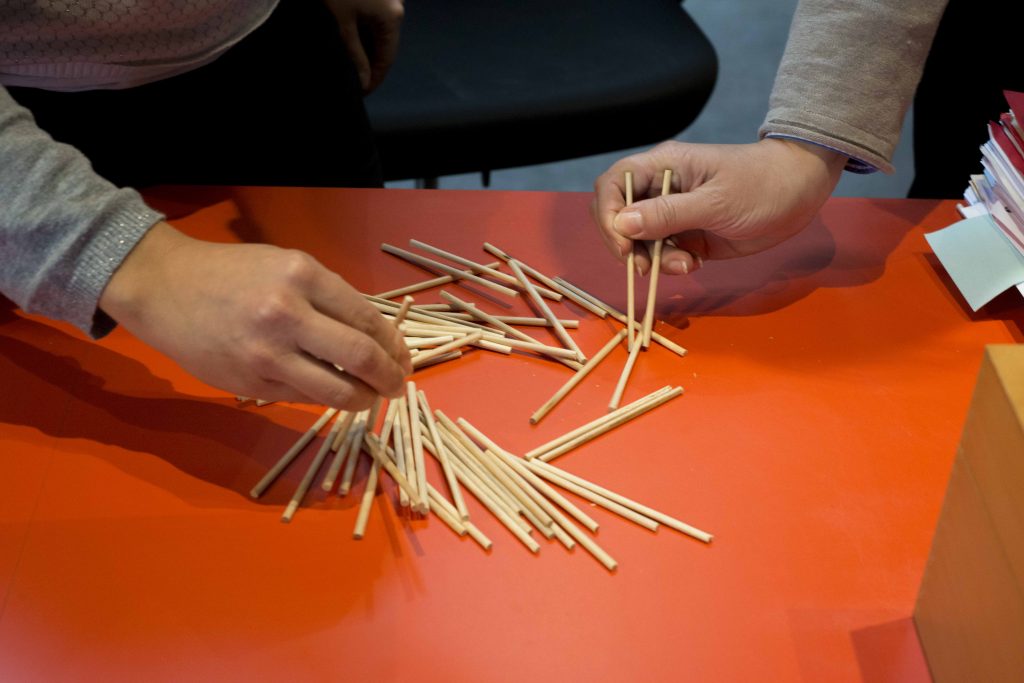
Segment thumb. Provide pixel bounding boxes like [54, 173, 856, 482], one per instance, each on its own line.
[611, 190, 719, 242]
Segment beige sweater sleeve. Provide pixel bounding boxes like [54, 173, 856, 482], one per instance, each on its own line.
[759, 0, 949, 173]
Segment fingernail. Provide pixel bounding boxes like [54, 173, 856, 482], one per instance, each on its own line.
[613, 211, 643, 237]
[663, 258, 688, 275]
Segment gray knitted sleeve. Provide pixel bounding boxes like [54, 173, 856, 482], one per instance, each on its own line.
[760, 0, 949, 173]
[1, 85, 164, 338]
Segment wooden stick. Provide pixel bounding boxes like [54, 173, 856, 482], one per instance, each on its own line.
[527, 386, 676, 459]
[411, 331, 483, 369]
[405, 335, 455, 349]
[392, 397, 411, 508]
[439, 290, 582, 370]
[426, 485, 468, 537]
[553, 277, 688, 357]
[382, 243, 519, 298]
[524, 461, 659, 531]
[609, 339, 642, 411]
[408, 350, 463, 369]
[530, 329, 627, 424]
[321, 410, 359, 490]
[406, 382, 429, 512]
[537, 386, 684, 462]
[491, 315, 579, 328]
[373, 261, 502, 299]
[641, 169, 673, 348]
[418, 390, 469, 520]
[507, 259, 584, 362]
[625, 170, 636, 350]
[282, 415, 339, 522]
[482, 242, 604, 318]
[393, 295, 415, 327]
[463, 520, 494, 551]
[339, 411, 369, 496]
[475, 448, 553, 528]
[363, 432, 422, 505]
[434, 422, 526, 523]
[409, 239, 563, 300]
[489, 448, 600, 533]
[531, 459, 713, 543]
[352, 458, 380, 539]
[250, 407, 338, 498]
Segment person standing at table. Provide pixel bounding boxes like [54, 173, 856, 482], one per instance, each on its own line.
[0, 0, 411, 409]
[591, 0, 951, 275]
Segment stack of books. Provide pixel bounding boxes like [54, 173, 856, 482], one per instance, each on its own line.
[926, 90, 1024, 310]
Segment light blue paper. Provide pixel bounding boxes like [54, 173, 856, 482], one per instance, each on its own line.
[925, 215, 1024, 311]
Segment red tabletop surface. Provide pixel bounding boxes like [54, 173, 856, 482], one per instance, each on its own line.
[1, 187, 1019, 682]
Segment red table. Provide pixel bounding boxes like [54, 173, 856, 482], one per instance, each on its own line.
[1, 187, 1018, 682]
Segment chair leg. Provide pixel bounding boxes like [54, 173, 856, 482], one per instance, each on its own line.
[415, 177, 439, 189]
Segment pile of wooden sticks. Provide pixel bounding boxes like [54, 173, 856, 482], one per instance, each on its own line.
[248, 180, 711, 570]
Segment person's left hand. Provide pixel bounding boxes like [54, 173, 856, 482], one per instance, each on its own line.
[324, 0, 405, 93]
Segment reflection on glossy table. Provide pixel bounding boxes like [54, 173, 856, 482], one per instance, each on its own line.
[1, 187, 1018, 682]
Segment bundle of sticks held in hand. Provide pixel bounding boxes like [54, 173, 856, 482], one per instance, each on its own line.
[248, 174, 711, 571]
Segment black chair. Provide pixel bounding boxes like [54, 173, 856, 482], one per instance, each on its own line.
[366, 0, 718, 186]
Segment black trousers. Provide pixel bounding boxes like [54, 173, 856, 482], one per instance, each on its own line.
[909, 0, 1023, 199]
[7, 0, 382, 189]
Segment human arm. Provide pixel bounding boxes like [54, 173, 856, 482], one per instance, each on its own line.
[592, 0, 949, 272]
[323, 0, 405, 93]
[1, 85, 410, 408]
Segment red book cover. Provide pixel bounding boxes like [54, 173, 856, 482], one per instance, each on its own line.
[1004, 90, 1024, 123]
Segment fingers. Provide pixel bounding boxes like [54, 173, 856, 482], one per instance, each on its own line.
[365, 3, 404, 92]
[337, 20, 372, 92]
[296, 309, 408, 400]
[268, 353, 382, 411]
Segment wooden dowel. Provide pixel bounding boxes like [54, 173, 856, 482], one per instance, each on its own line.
[530, 329, 627, 424]
[434, 422, 525, 523]
[382, 243, 519, 298]
[526, 386, 674, 459]
[491, 315, 579, 328]
[531, 459, 713, 543]
[321, 410, 359, 490]
[250, 407, 338, 498]
[405, 335, 456, 349]
[352, 459, 380, 539]
[641, 169, 673, 348]
[553, 277, 688, 357]
[392, 397, 411, 508]
[537, 386, 684, 462]
[507, 259, 584, 362]
[393, 295, 415, 327]
[463, 520, 494, 551]
[409, 350, 463, 369]
[418, 390, 469, 520]
[435, 422, 523, 517]
[281, 415, 339, 522]
[439, 290, 582, 370]
[609, 340, 642, 411]
[480, 242, 606, 314]
[373, 261, 502, 299]
[409, 239, 563, 300]
[407, 382, 429, 512]
[427, 486, 468, 537]
[448, 461, 541, 553]
[411, 331, 483, 368]
[369, 295, 499, 333]
[625, 170, 636, 350]
[475, 338, 513, 355]
[363, 432, 422, 505]
[339, 411, 368, 496]
[489, 448, 600, 533]
[476, 448, 553, 528]
[524, 461, 659, 531]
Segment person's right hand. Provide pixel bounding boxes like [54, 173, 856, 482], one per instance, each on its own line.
[591, 138, 847, 275]
[99, 222, 411, 409]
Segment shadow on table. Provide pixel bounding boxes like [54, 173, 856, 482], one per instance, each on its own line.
[922, 252, 1024, 342]
[851, 617, 933, 683]
[0, 309, 340, 509]
[551, 197, 928, 325]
